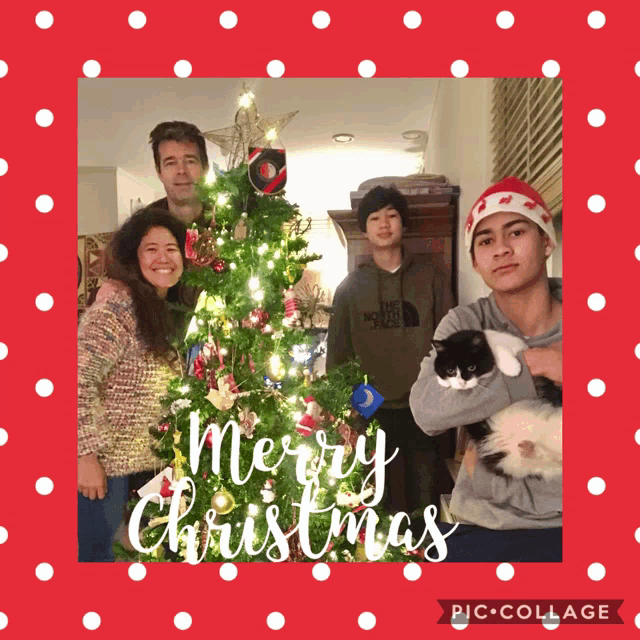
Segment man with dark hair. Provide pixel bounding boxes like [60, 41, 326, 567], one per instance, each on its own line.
[148, 121, 210, 225]
[410, 176, 562, 562]
[327, 185, 453, 528]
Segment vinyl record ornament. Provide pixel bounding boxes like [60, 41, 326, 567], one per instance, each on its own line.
[248, 147, 287, 194]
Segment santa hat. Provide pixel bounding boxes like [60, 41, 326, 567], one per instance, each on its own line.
[464, 177, 556, 255]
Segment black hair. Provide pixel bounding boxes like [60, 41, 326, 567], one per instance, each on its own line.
[149, 121, 209, 173]
[105, 207, 188, 356]
[357, 185, 410, 232]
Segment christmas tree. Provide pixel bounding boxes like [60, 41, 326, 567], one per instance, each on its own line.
[122, 89, 438, 564]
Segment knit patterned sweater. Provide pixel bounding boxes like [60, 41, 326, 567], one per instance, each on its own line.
[78, 283, 178, 477]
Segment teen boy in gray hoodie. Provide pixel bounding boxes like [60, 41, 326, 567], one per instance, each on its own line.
[327, 186, 453, 522]
[410, 177, 562, 561]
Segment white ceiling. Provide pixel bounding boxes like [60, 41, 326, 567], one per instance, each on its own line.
[78, 78, 440, 200]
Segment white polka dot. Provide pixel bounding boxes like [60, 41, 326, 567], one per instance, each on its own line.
[0, 343, 7, 360]
[35, 11, 54, 29]
[83, 60, 101, 78]
[128, 11, 146, 29]
[83, 612, 101, 630]
[587, 109, 605, 127]
[496, 562, 515, 581]
[36, 379, 54, 397]
[0, 613, 6, 630]
[0, 61, 7, 78]
[35, 562, 54, 581]
[542, 60, 560, 78]
[451, 60, 469, 78]
[587, 194, 605, 212]
[587, 378, 605, 397]
[36, 109, 54, 127]
[635, 429, 640, 445]
[358, 60, 376, 78]
[0, 429, 6, 446]
[36, 477, 54, 495]
[0, 527, 7, 544]
[635, 61, 640, 77]
[635, 245, 640, 261]
[403, 11, 422, 29]
[496, 10, 515, 29]
[0, 158, 8, 175]
[587, 10, 605, 29]
[451, 612, 469, 630]
[0, 245, 7, 262]
[587, 562, 606, 581]
[174, 60, 192, 78]
[635, 527, 640, 543]
[220, 10, 238, 29]
[267, 60, 285, 78]
[312, 563, 331, 581]
[635, 159, 640, 175]
[588, 476, 606, 495]
[312, 11, 330, 29]
[635, 344, 640, 359]
[267, 612, 285, 630]
[128, 563, 146, 581]
[541, 611, 561, 630]
[219, 562, 238, 581]
[636, 612, 640, 629]
[358, 612, 376, 630]
[403, 563, 422, 581]
[174, 612, 192, 630]
[36, 194, 54, 213]
[587, 293, 605, 311]
[36, 293, 54, 311]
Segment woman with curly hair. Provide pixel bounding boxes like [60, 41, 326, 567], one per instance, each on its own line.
[77, 207, 188, 562]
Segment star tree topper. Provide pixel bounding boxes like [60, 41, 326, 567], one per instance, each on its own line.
[203, 84, 298, 169]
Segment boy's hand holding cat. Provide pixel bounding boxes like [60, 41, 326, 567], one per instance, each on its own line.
[523, 341, 562, 384]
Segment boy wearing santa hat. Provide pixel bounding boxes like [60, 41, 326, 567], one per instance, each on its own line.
[410, 176, 562, 561]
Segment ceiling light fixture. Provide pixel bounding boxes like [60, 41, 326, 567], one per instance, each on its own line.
[401, 129, 425, 140]
[332, 133, 354, 143]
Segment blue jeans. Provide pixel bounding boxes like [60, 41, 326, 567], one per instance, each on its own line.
[78, 476, 129, 562]
[433, 523, 562, 562]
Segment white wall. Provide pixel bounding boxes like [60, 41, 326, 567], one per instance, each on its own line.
[423, 78, 493, 306]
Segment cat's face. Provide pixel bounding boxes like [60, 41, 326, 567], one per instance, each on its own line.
[432, 331, 495, 390]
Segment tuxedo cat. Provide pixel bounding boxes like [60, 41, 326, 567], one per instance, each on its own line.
[432, 330, 562, 480]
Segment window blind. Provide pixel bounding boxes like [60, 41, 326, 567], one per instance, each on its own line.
[491, 78, 562, 215]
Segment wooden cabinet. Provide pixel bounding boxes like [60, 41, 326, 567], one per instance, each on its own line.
[328, 179, 461, 305]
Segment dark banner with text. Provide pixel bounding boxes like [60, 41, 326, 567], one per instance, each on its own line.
[437, 600, 624, 625]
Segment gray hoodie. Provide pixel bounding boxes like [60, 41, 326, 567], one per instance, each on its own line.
[327, 248, 453, 407]
[409, 278, 562, 529]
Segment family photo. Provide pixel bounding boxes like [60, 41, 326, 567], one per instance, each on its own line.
[77, 77, 562, 563]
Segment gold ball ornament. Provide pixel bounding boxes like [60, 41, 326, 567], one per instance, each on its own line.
[211, 489, 235, 514]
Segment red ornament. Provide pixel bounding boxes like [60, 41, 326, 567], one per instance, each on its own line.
[160, 475, 174, 497]
[186, 228, 217, 267]
[205, 431, 214, 448]
[243, 308, 269, 330]
[157, 422, 170, 432]
[212, 258, 226, 273]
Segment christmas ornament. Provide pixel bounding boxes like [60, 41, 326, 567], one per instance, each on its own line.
[269, 354, 286, 381]
[203, 84, 298, 169]
[260, 479, 276, 503]
[242, 308, 269, 330]
[295, 281, 331, 329]
[171, 398, 192, 415]
[137, 467, 173, 504]
[295, 396, 325, 437]
[212, 258, 226, 273]
[238, 406, 258, 439]
[185, 228, 217, 267]
[282, 286, 301, 328]
[336, 486, 374, 508]
[263, 376, 282, 390]
[350, 383, 384, 418]
[248, 147, 288, 194]
[171, 430, 187, 480]
[291, 344, 312, 365]
[233, 216, 250, 241]
[211, 489, 235, 515]
[336, 422, 359, 456]
[157, 422, 170, 432]
[206, 376, 237, 411]
[160, 475, 174, 498]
